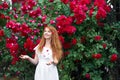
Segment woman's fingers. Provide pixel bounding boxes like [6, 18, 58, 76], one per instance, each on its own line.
[19, 55, 23, 59]
[46, 61, 53, 65]
[46, 62, 50, 65]
[19, 55, 27, 59]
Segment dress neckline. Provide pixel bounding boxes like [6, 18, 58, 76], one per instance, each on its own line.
[43, 46, 52, 50]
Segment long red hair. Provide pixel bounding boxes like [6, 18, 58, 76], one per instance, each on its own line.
[38, 26, 63, 61]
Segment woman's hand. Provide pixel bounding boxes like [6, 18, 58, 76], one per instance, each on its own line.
[46, 61, 53, 65]
[19, 55, 30, 60]
[46, 58, 59, 65]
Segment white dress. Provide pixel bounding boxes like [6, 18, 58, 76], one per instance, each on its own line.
[33, 46, 59, 80]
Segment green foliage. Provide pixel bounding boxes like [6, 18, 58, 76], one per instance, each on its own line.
[0, 0, 120, 80]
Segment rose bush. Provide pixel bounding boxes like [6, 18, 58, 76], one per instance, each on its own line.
[0, 0, 119, 80]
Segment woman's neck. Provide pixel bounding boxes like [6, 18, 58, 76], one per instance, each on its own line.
[44, 39, 51, 48]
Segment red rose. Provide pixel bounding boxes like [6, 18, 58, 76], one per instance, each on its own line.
[61, 0, 69, 4]
[63, 42, 71, 49]
[49, 0, 54, 2]
[110, 54, 117, 62]
[0, 14, 5, 19]
[6, 37, 19, 54]
[14, 14, 18, 19]
[24, 38, 36, 52]
[80, 0, 91, 5]
[5, 16, 10, 20]
[2, 2, 9, 9]
[42, 15, 47, 22]
[0, 30, 4, 37]
[94, 35, 101, 41]
[89, 7, 94, 17]
[80, 36, 86, 43]
[21, 5, 28, 14]
[104, 5, 111, 13]
[27, 0, 36, 10]
[85, 73, 90, 79]
[20, 23, 32, 36]
[64, 51, 70, 56]
[59, 35, 64, 44]
[29, 7, 42, 18]
[74, 6, 86, 24]
[92, 53, 102, 59]
[97, 21, 104, 27]
[94, 0, 106, 7]
[11, 57, 19, 65]
[96, 7, 107, 20]
[102, 43, 107, 49]
[56, 15, 73, 29]
[63, 26, 76, 35]
[50, 20, 55, 24]
[74, 59, 80, 63]
[0, 5, 2, 9]
[71, 38, 77, 45]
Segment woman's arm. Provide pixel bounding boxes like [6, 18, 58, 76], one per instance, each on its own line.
[19, 53, 39, 65]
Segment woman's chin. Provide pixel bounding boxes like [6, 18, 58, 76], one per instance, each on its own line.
[44, 37, 51, 39]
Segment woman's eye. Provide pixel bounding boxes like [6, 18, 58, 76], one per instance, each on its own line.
[44, 30, 47, 32]
[44, 30, 51, 33]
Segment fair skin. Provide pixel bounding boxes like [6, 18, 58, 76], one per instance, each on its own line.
[20, 28, 58, 65]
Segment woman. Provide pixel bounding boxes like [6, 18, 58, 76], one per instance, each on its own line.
[20, 26, 63, 80]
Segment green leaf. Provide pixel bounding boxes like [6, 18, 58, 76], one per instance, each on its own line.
[38, 0, 44, 3]
[3, 26, 11, 37]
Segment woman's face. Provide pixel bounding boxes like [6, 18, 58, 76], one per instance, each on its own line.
[43, 27, 52, 39]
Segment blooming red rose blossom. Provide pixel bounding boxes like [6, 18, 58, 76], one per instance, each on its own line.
[110, 54, 118, 62]
[0, 30, 4, 37]
[80, 36, 86, 43]
[92, 53, 102, 59]
[85, 73, 90, 79]
[24, 38, 36, 52]
[64, 51, 70, 57]
[59, 35, 65, 44]
[63, 42, 71, 49]
[94, 35, 101, 41]
[2, 2, 9, 9]
[61, 0, 69, 4]
[49, 0, 54, 2]
[71, 38, 77, 45]
[102, 43, 107, 49]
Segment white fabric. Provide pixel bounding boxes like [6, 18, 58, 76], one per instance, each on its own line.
[33, 45, 59, 80]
